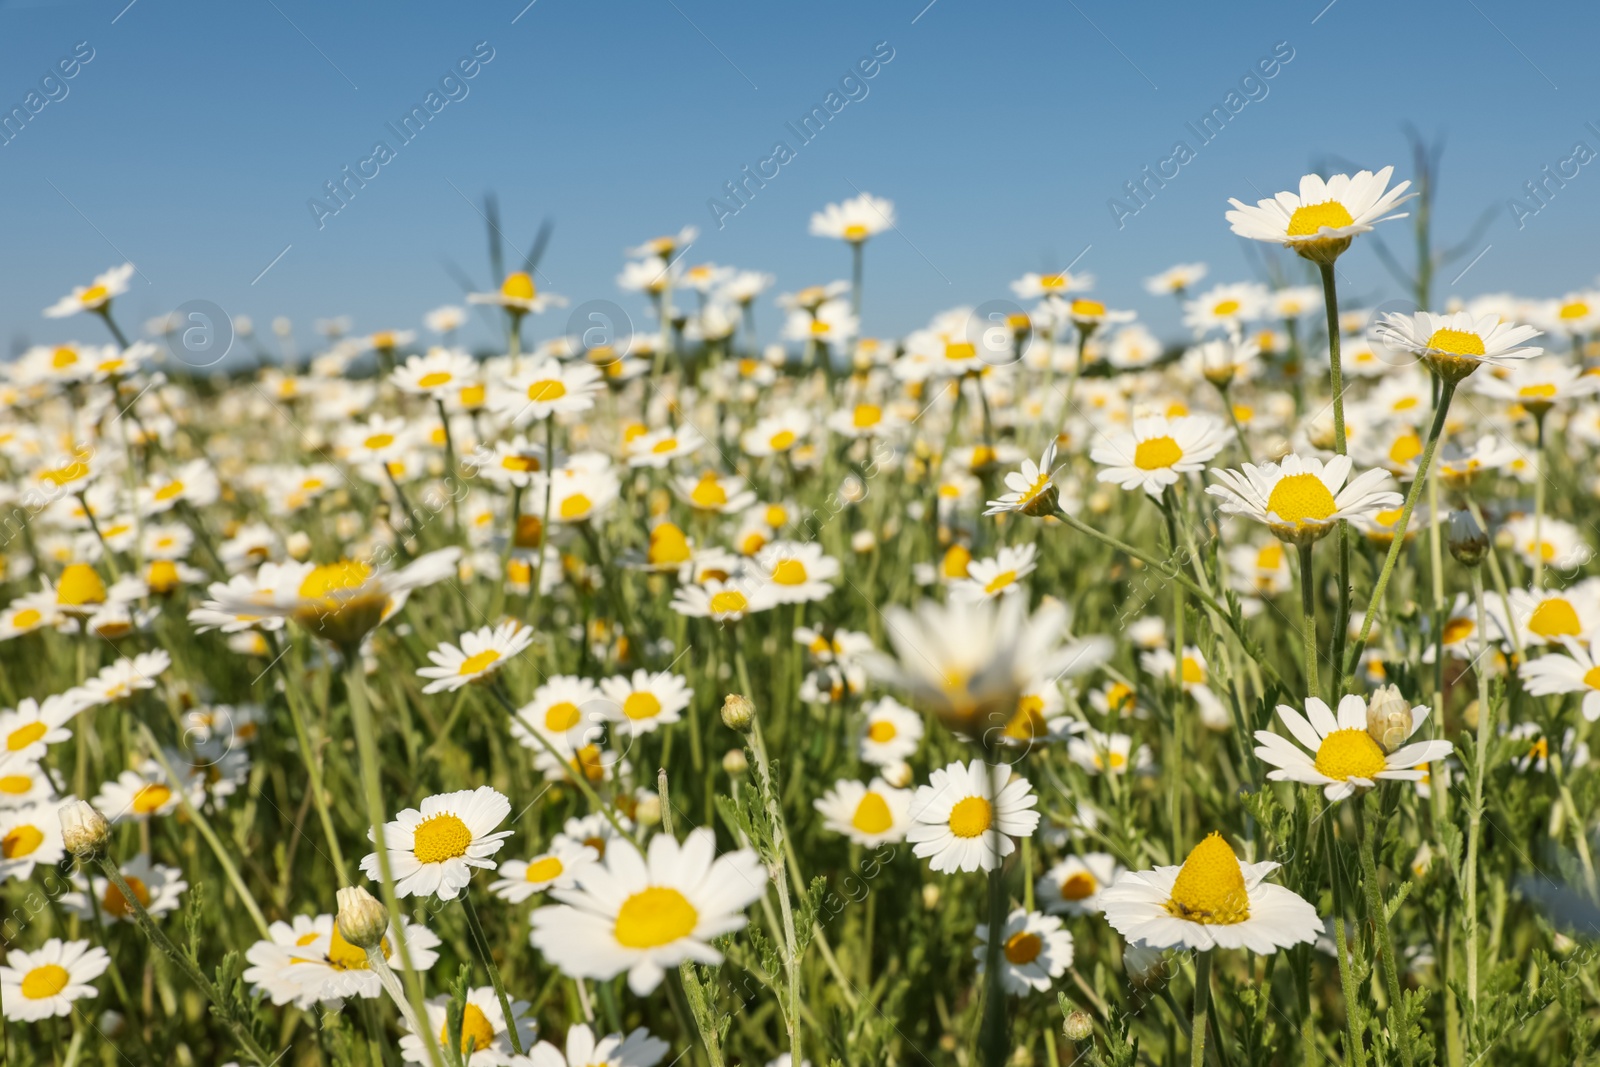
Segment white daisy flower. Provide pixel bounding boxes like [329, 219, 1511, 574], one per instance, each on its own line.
[416, 620, 534, 694]
[0, 938, 110, 1021]
[741, 411, 812, 458]
[1036, 853, 1124, 916]
[974, 908, 1074, 995]
[984, 440, 1062, 517]
[1100, 832, 1321, 951]
[1253, 693, 1453, 801]
[392, 347, 479, 398]
[244, 912, 443, 1009]
[1092, 415, 1228, 499]
[44, 263, 135, 318]
[676, 470, 757, 515]
[809, 192, 895, 243]
[1011, 270, 1094, 300]
[751, 541, 839, 605]
[529, 827, 766, 995]
[814, 777, 913, 847]
[0, 762, 57, 808]
[624, 425, 705, 469]
[906, 759, 1040, 874]
[1143, 262, 1207, 295]
[597, 669, 692, 737]
[0, 799, 67, 882]
[359, 786, 513, 900]
[1502, 515, 1592, 572]
[858, 697, 924, 767]
[468, 271, 567, 314]
[1067, 730, 1153, 776]
[950, 543, 1038, 603]
[1206, 453, 1402, 546]
[1493, 582, 1600, 648]
[94, 764, 195, 822]
[1372, 310, 1542, 382]
[1183, 283, 1268, 335]
[1226, 166, 1413, 263]
[512, 676, 609, 757]
[0, 693, 86, 768]
[489, 839, 601, 904]
[401, 986, 537, 1066]
[524, 1024, 669, 1067]
[62, 853, 188, 924]
[669, 578, 776, 623]
[495, 358, 603, 425]
[1520, 637, 1600, 722]
[80, 651, 171, 707]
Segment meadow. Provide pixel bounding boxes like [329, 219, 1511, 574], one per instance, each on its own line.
[2, 171, 1599, 1067]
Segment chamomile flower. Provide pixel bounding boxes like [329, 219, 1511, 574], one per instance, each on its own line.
[1183, 283, 1266, 335]
[859, 697, 924, 767]
[62, 853, 188, 924]
[810, 192, 895, 243]
[814, 777, 912, 846]
[44, 263, 135, 318]
[1253, 694, 1453, 801]
[598, 669, 692, 737]
[983, 440, 1063, 518]
[0, 800, 67, 882]
[1520, 636, 1600, 721]
[1100, 832, 1321, 951]
[1226, 167, 1413, 263]
[1036, 853, 1124, 916]
[1012, 270, 1094, 300]
[0, 693, 86, 768]
[1495, 583, 1600, 647]
[670, 578, 775, 622]
[741, 411, 812, 457]
[974, 908, 1074, 995]
[1206, 454, 1401, 545]
[392, 347, 479, 398]
[0, 939, 109, 1021]
[416, 621, 533, 694]
[1092, 415, 1227, 499]
[1503, 515, 1592, 572]
[469, 270, 567, 314]
[401, 986, 537, 1066]
[0, 762, 56, 808]
[359, 786, 513, 900]
[80, 651, 171, 706]
[489, 839, 601, 904]
[496, 358, 603, 424]
[751, 541, 839, 604]
[676, 470, 757, 515]
[1144, 263, 1208, 295]
[1067, 730, 1153, 776]
[529, 827, 766, 995]
[524, 1025, 670, 1067]
[624, 425, 705, 469]
[1373, 310, 1543, 382]
[906, 759, 1040, 874]
[950, 543, 1037, 602]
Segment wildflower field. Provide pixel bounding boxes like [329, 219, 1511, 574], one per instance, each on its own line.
[5, 171, 1600, 1067]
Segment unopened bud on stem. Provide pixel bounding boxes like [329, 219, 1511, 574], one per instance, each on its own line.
[335, 886, 390, 950]
[59, 800, 110, 860]
[721, 693, 755, 733]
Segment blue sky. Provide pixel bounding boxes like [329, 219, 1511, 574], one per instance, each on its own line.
[1, 0, 1596, 362]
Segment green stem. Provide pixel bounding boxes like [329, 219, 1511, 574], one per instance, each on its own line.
[1297, 542, 1320, 697]
[462, 894, 524, 1055]
[1189, 951, 1212, 1067]
[1319, 263, 1352, 703]
[1355, 798, 1412, 1067]
[1323, 813, 1367, 1067]
[1464, 569, 1492, 1009]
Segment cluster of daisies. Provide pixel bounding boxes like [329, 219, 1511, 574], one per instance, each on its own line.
[1, 165, 1598, 1067]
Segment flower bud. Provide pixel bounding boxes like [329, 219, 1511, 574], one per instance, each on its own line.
[633, 793, 662, 827]
[1062, 1010, 1094, 1042]
[1365, 684, 1413, 753]
[721, 748, 749, 776]
[882, 760, 914, 789]
[335, 886, 390, 950]
[721, 693, 755, 733]
[59, 800, 109, 860]
[921, 883, 941, 909]
[286, 530, 313, 561]
[1447, 509, 1488, 567]
[1124, 942, 1169, 988]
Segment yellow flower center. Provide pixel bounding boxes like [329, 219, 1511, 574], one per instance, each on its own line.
[850, 792, 894, 835]
[363, 433, 395, 450]
[613, 886, 699, 948]
[0, 775, 33, 794]
[1388, 433, 1422, 465]
[1313, 727, 1389, 781]
[1256, 543, 1284, 569]
[942, 544, 972, 579]
[623, 692, 663, 721]
[1003, 930, 1043, 965]
[866, 720, 897, 743]
[80, 284, 109, 305]
[299, 560, 373, 601]
[1133, 436, 1183, 471]
[418, 371, 453, 389]
[1583, 666, 1600, 691]
[133, 783, 172, 814]
[460, 383, 487, 407]
[102, 875, 152, 919]
[1, 823, 44, 858]
[1519, 383, 1557, 400]
[1165, 832, 1250, 924]
[411, 812, 473, 864]
[442, 1003, 499, 1057]
[709, 590, 748, 615]
[458, 649, 501, 676]
[1286, 200, 1355, 237]
[853, 404, 882, 428]
[1061, 872, 1097, 900]
[690, 474, 728, 509]
[147, 559, 181, 594]
[772, 559, 808, 585]
[1070, 299, 1105, 318]
[527, 379, 567, 402]
[1038, 274, 1067, 290]
[948, 795, 992, 838]
[1425, 328, 1486, 357]
[501, 271, 536, 300]
[6, 721, 48, 752]
[20, 964, 70, 1000]
[1266, 473, 1337, 527]
[843, 223, 869, 241]
[1529, 598, 1581, 638]
[649, 524, 692, 566]
[1211, 299, 1241, 316]
[1181, 656, 1204, 685]
[558, 493, 592, 520]
[1105, 682, 1136, 714]
[524, 855, 564, 883]
[57, 563, 107, 607]
[1442, 617, 1475, 644]
[52, 346, 80, 368]
[501, 453, 541, 473]
[983, 570, 1018, 595]
[1004, 695, 1048, 740]
[544, 702, 581, 731]
[650, 436, 680, 453]
[153, 480, 185, 502]
[944, 341, 976, 362]
[768, 430, 797, 451]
